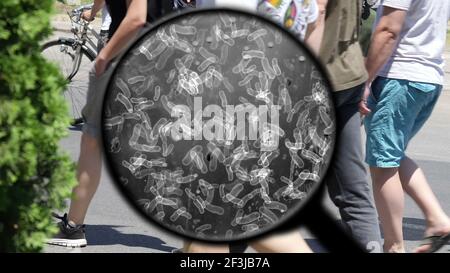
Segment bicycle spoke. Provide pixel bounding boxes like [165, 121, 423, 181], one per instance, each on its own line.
[41, 40, 94, 124]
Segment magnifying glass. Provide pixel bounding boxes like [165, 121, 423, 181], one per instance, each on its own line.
[102, 8, 362, 250]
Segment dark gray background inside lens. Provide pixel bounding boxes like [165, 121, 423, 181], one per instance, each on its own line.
[102, 9, 336, 241]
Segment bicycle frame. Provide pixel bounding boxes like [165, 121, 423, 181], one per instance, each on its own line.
[65, 4, 101, 79]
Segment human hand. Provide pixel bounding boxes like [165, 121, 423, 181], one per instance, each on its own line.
[94, 53, 110, 77]
[81, 10, 94, 21]
[359, 83, 372, 116]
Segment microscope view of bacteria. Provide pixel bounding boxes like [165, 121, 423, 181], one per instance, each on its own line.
[103, 10, 335, 240]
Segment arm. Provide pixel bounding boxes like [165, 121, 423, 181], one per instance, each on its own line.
[365, 7, 407, 83]
[359, 6, 407, 115]
[95, 0, 147, 76]
[82, 0, 105, 21]
[304, 0, 327, 56]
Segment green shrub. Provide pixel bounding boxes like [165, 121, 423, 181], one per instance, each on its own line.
[0, 0, 76, 252]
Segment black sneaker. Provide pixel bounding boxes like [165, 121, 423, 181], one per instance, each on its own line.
[46, 213, 87, 247]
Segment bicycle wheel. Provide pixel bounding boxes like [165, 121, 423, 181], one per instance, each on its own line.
[42, 39, 96, 125]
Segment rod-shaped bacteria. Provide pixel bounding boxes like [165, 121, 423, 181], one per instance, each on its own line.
[195, 224, 212, 234]
[247, 28, 267, 41]
[172, 24, 197, 35]
[237, 212, 260, 225]
[242, 50, 265, 59]
[219, 44, 229, 65]
[271, 58, 282, 76]
[175, 173, 198, 184]
[141, 42, 167, 61]
[116, 92, 133, 113]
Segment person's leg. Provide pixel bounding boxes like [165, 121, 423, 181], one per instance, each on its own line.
[364, 78, 411, 253]
[183, 231, 312, 253]
[365, 78, 448, 253]
[183, 241, 230, 253]
[47, 58, 119, 247]
[67, 61, 116, 225]
[327, 85, 382, 252]
[68, 132, 103, 224]
[97, 30, 109, 53]
[370, 167, 405, 253]
[399, 156, 450, 253]
[229, 241, 249, 253]
[249, 231, 312, 253]
[47, 64, 112, 247]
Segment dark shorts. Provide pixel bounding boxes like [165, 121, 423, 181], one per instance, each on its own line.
[81, 60, 118, 138]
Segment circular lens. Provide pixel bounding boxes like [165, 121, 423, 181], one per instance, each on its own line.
[102, 9, 336, 242]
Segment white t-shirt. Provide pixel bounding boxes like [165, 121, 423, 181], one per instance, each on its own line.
[197, 0, 259, 12]
[101, 6, 112, 31]
[376, 0, 450, 85]
[258, 0, 318, 41]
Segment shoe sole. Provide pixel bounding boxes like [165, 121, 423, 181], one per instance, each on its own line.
[428, 233, 450, 253]
[46, 238, 87, 248]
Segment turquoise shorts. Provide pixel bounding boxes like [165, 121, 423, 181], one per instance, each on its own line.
[364, 77, 442, 168]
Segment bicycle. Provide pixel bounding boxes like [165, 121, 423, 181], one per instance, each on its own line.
[43, 1, 196, 125]
[41, 4, 100, 125]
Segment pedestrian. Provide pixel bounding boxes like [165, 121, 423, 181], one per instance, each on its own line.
[98, 6, 111, 52]
[258, 0, 321, 54]
[360, 0, 450, 253]
[47, 0, 176, 248]
[80, 2, 111, 53]
[314, 0, 383, 252]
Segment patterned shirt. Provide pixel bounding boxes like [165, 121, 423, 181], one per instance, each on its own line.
[257, 0, 319, 40]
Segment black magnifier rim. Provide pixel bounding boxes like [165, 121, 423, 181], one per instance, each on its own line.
[101, 7, 337, 243]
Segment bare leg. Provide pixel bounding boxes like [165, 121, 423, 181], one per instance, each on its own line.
[399, 156, 450, 253]
[249, 231, 312, 253]
[68, 133, 102, 225]
[183, 241, 229, 253]
[370, 167, 405, 253]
